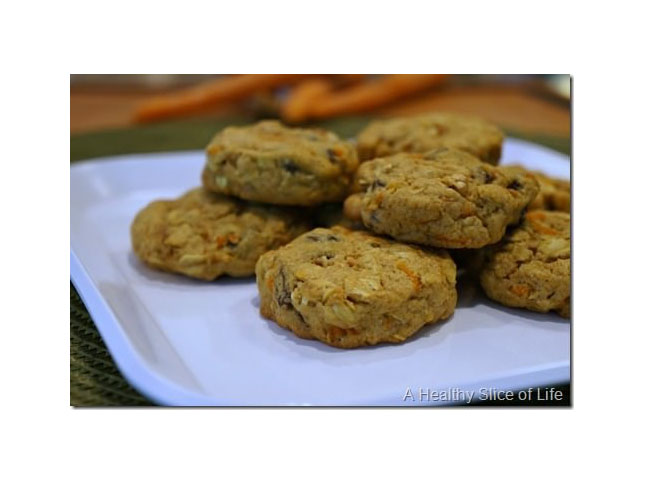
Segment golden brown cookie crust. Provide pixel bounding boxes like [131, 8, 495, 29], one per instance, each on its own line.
[522, 167, 570, 213]
[203, 120, 358, 206]
[255, 227, 457, 348]
[480, 210, 570, 317]
[345, 149, 539, 248]
[356, 112, 504, 164]
[131, 188, 310, 280]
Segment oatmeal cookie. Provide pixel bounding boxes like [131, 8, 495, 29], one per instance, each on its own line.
[202, 120, 358, 206]
[507, 165, 570, 212]
[256, 226, 457, 348]
[356, 112, 503, 164]
[480, 210, 570, 317]
[344, 149, 539, 248]
[131, 188, 310, 280]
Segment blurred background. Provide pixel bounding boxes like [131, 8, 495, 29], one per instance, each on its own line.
[70, 74, 570, 138]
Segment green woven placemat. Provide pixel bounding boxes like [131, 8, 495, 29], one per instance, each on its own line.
[71, 284, 152, 405]
[70, 116, 570, 406]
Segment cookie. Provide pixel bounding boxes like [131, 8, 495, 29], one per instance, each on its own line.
[256, 226, 457, 348]
[480, 210, 570, 317]
[507, 165, 570, 213]
[356, 112, 504, 164]
[344, 149, 539, 248]
[131, 188, 310, 280]
[202, 120, 358, 206]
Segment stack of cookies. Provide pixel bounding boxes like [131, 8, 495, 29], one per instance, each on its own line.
[131, 113, 571, 349]
[131, 121, 358, 280]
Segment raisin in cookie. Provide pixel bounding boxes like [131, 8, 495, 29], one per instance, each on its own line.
[356, 112, 503, 164]
[256, 226, 457, 348]
[202, 120, 358, 206]
[480, 210, 570, 318]
[507, 165, 570, 213]
[131, 188, 310, 280]
[344, 149, 539, 249]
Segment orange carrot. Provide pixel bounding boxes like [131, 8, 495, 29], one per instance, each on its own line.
[511, 284, 530, 297]
[281, 75, 369, 123]
[310, 74, 449, 118]
[396, 261, 422, 291]
[527, 211, 558, 235]
[134, 74, 311, 123]
[281, 78, 333, 123]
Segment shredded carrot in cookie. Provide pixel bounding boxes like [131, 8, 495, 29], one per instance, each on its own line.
[396, 261, 421, 291]
[328, 326, 360, 340]
[328, 326, 346, 340]
[329, 147, 345, 158]
[511, 284, 530, 297]
[460, 204, 475, 217]
[527, 211, 558, 235]
[435, 235, 470, 246]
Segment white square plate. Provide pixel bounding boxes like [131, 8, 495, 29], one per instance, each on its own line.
[71, 138, 571, 405]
